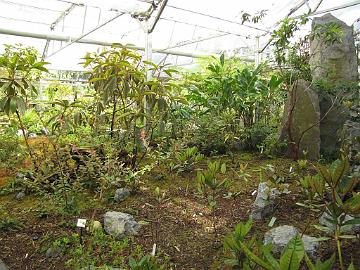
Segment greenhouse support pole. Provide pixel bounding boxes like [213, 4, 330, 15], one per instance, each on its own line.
[254, 36, 260, 67]
[144, 20, 153, 132]
[254, 36, 261, 123]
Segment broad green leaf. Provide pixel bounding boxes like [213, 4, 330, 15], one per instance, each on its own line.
[89, 77, 105, 83]
[279, 234, 304, 270]
[332, 159, 349, 185]
[313, 224, 333, 233]
[343, 218, 360, 226]
[317, 165, 333, 187]
[238, 240, 275, 270]
[221, 163, 227, 174]
[220, 53, 225, 66]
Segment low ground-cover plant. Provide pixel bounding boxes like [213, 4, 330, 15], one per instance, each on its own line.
[197, 161, 228, 234]
[170, 146, 204, 174]
[0, 217, 25, 232]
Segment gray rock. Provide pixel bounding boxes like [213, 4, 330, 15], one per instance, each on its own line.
[264, 225, 319, 259]
[250, 182, 280, 220]
[319, 212, 360, 234]
[17, 129, 26, 137]
[15, 192, 25, 200]
[114, 188, 131, 202]
[16, 172, 25, 180]
[309, 14, 358, 157]
[40, 127, 49, 135]
[279, 79, 320, 160]
[28, 133, 37, 138]
[0, 259, 9, 270]
[310, 14, 358, 82]
[340, 120, 360, 167]
[45, 247, 62, 258]
[318, 94, 349, 158]
[104, 211, 140, 239]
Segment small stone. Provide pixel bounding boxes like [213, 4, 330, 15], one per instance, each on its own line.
[250, 182, 279, 220]
[0, 259, 9, 270]
[16, 192, 25, 200]
[17, 129, 25, 137]
[104, 211, 140, 239]
[45, 247, 61, 258]
[28, 133, 37, 138]
[40, 127, 49, 135]
[114, 188, 131, 202]
[15, 172, 25, 180]
[264, 225, 319, 259]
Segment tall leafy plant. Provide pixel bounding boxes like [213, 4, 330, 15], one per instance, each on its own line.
[0, 44, 49, 168]
[83, 45, 182, 168]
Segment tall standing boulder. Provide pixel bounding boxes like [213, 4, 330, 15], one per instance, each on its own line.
[309, 13, 358, 82]
[279, 79, 320, 160]
[309, 14, 358, 157]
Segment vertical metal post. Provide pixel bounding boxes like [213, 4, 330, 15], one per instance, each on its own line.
[145, 21, 153, 79]
[144, 20, 152, 131]
[254, 36, 261, 123]
[254, 36, 260, 67]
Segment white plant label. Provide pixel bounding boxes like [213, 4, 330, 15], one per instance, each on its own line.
[77, 218, 87, 228]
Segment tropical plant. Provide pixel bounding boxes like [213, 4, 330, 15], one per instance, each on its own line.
[171, 146, 204, 173]
[83, 45, 183, 168]
[197, 161, 228, 234]
[0, 44, 49, 167]
[224, 219, 352, 270]
[298, 158, 360, 270]
[0, 126, 24, 169]
[129, 255, 163, 270]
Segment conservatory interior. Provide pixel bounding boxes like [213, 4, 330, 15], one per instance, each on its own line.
[0, 0, 359, 269]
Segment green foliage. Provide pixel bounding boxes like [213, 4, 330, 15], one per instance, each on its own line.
[0, 126, 24, 169]
[182, 55, 284, 152]
[83, 45, 183, 168]
[272, 17, 308, 67]
[299, 158, 360, 270]
[0, 44, 48, 116]
[48, 99, 87, 133]
[224, 219, 337, 270]
[171, 146, 204, 173]
[21, 108, 42, 134]
[129, 255, 163, 270]
[197, 161, 227, 197]
[154, 186, 166, 203]
[44, 83, 77, 101]
[0, 217, 25, 232]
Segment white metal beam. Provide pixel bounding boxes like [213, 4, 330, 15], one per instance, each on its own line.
[0, 27, 209, 58]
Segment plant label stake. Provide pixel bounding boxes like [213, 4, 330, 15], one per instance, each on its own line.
[151, 243, 157, 256]
[77, 218, 87, 245]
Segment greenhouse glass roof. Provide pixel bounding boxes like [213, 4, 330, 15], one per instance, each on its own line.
[0, 0, 359, 70]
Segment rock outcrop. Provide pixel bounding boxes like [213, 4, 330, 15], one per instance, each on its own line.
[310, 13, 358, 82]
[279, 79, 320, 160]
